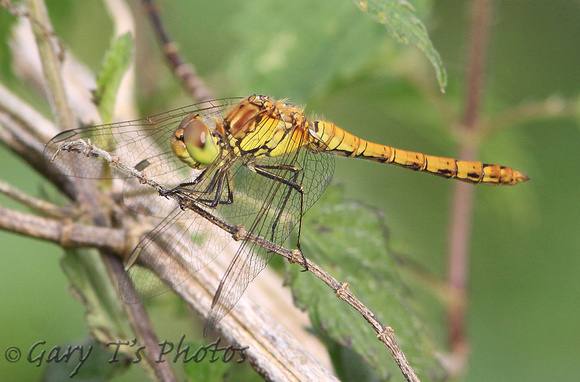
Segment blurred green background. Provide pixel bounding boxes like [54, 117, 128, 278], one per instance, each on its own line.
[1, 0, 579, 380]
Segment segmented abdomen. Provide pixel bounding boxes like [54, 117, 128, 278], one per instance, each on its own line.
[310, 121, 529, 185]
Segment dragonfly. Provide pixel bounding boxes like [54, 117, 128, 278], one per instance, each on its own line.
[46, 94, 529, 331]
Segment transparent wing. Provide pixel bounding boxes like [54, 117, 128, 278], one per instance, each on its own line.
[121, 155, 205, 218]
[204, 135, 336, 331]
[119, 204, 234, 303]
[121, 127, 334, 321]
[44, 98, 241, 217]
[44, 97, 241, 181]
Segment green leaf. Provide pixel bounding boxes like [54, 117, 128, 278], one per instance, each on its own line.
[225, 0, 386, 101]
[93, 32, 133, 124]
[353, 0, 447, 90]
[223, 0, 445, 100]
[288, 184, 445, 381]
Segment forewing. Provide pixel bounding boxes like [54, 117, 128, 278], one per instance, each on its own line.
[44, 98, 238, 180]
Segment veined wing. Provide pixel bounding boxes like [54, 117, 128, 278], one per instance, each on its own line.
[44, 97, 242, 182]
[44, 98, 242, 217]
[202, 136, 335, 332]
[121, 144, 334, 309]
[119, 203, 234, 303]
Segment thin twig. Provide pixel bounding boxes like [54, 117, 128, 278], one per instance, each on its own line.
[54, 138, 421, 382]
[446, 0, 494, 371]
[0, 205, 126, 251]
[105, 254, 179, 382]
[0, 82, 57, 142]
[140, 0, 215, 102]
[0, 179, 72, 219]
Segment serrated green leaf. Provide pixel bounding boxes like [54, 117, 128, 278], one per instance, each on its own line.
[288, 184, 445, 381]
[353, 0, 447, 90]
[93, 32, 133, 124]
[224, 0, 445, 99]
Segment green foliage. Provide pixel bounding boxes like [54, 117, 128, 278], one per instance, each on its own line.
[93, 32, 133, 124]
[353, 0, 446, 89]
[181, 339, 259, 382]
[288, 185, 444, 381]
[225, 0, 395, 101]
[182, 341, 230, 382]
[217, 0, 446, 101]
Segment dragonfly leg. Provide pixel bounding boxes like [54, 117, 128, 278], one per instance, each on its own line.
[204, 171, 233, 208]
[164, 168, 234, 208]
[251, 163, 309, 271]
[160, 168, 209, 197]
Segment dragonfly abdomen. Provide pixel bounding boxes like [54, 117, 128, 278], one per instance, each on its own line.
[310, 121, 529, 185]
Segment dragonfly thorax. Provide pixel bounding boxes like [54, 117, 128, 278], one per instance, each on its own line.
[222, 95, 311, 159]
[171, 114, 221, 169]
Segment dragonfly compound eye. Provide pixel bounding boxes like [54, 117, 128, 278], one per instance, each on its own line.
[181, 118, 220, 166]
[171, 115, 219, 168]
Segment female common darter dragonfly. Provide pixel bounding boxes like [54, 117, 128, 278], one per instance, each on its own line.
[46, 94, 529, 331]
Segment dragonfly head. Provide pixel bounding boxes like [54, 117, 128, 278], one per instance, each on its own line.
[171, 114, 220, 168]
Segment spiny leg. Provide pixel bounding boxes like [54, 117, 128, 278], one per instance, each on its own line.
[251, 163, 309, 270]
[164, 168, 234, 208]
